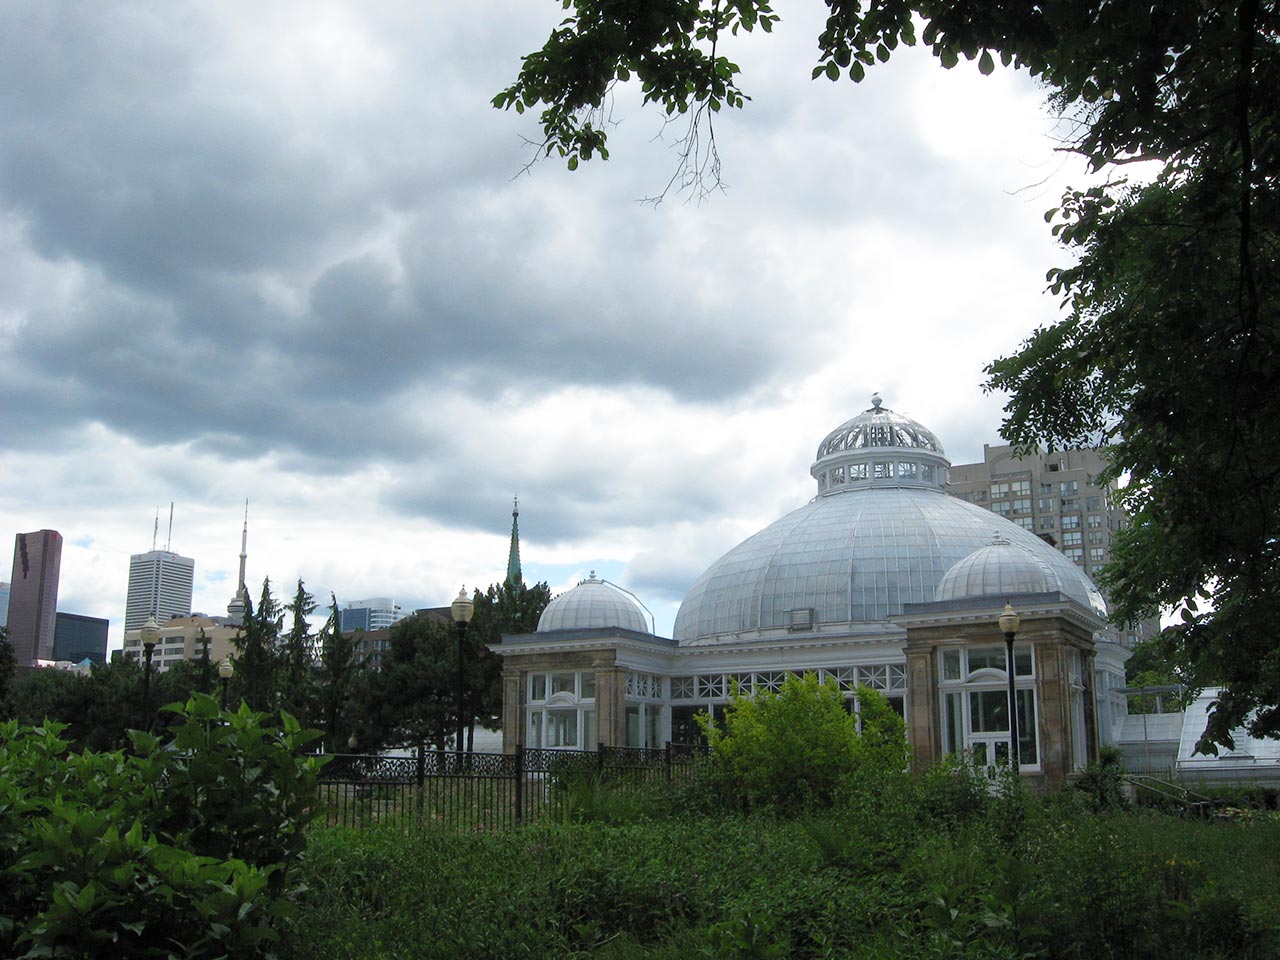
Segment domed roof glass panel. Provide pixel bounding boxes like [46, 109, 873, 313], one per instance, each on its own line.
[674, 489, 1102, 641]
[538, 573, 649, 633]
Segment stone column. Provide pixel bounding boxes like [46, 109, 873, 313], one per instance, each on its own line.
[1034, 641, 1071, 784]
[1082, 649, 1099, 765]
[905, 646, 938, 772]
[594, 664, 627, 747]
[501, 668, 523, 754]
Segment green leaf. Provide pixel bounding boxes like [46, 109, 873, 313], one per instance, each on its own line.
[978, 50, 994, 75]
[939, 48, 958, 69]
[567, 155, 579, 171]
[824, 61, 840, 81]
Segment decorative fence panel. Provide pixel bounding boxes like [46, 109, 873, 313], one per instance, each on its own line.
[317, 743, 706, 830]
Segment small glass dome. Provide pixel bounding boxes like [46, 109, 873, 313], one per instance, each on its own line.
[537, 572, 649, 633]
[935, 535, 1102, 612]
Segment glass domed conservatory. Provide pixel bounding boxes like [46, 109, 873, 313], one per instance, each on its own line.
[495, 397, 1129, 784]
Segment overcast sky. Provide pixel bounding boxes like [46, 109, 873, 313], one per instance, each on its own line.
[0, 2, 1092, 648]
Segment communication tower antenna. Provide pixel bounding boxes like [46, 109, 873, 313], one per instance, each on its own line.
[151, 508, 159, 551]
[166, 502, 174, 552]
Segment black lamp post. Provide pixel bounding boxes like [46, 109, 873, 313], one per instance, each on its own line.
[218, 658, 234, 710]
[451, 586, 475, 753]
[999, 602, 1022, 776]
[140, 615, 160, 729]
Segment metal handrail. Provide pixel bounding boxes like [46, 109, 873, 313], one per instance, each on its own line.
[1124, 773, 1213, 815]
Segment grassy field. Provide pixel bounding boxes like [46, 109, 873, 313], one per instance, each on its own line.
[284, 779, 1280, 959]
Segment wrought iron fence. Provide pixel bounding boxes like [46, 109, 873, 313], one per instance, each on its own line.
[317, 743, 706, 830]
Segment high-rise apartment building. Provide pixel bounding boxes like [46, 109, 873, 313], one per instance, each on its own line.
[124, 550, 195, 631]
[8, 529, 63, 663]
[947, 444, 1158, 646]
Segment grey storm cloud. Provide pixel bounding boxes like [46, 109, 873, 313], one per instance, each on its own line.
[0, 1, 837, 474]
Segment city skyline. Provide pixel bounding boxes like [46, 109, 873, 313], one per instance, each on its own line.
[0, 3, 1109, 652]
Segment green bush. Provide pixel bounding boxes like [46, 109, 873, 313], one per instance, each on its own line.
[914, 755, 993, 832]
[0, 694, 325, 958]
[1072, 743, 1130, 812]
[697, 674, 907, 813]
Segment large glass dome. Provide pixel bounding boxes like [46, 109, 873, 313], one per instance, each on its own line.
[674, 399, 1106, 643]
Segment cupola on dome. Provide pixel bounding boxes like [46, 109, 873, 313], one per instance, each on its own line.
[537, 572, 650, 633]
[811, 394, 949, 495]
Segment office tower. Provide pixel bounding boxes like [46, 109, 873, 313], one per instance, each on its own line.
[124, 550, 195, 631]
[8, 529, 63, 663]
[946, 444, 1159, 646]
[339, 598, 403, 633]
[0, 580, 9, 628]
[53, 612, 109, 664]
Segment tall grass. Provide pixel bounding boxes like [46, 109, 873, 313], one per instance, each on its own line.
[286, 775, 1280, 960]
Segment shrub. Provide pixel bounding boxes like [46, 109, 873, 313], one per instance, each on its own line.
[0, 695, 325, 957]
[1073, 743, 1130, 812]
[914, 755, 992, 832]
[697, 674, 907, 813]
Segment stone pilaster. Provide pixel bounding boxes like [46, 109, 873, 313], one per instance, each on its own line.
[501, 668, 523, 754]
[905, 645, 938, 773]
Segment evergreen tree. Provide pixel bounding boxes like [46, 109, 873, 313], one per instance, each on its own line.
[465, 579, 553, 745]
[233, 577, 281, 712]
[316, 594, 361, 752]
[195, 626, 213, 696]
[358, 614, 457, 752]
[279, 579, 317, 725]
[0, 626, 15, 721]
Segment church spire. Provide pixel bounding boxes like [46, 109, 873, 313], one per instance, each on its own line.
[506, 496, 522, 584]
[227, 500, 250, 622]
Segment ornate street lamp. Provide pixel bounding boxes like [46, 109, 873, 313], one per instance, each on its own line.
[451, 586, 475, 753]
[999, 602, 1022, 776]
[218, 658, 235, 710]
[140, 615, 160, 728]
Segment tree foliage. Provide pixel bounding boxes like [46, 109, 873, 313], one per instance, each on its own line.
[0, 697, 324, 957]
[499, 1, 1280, 749]
[316, 595, 361, 753]
[0, 626, 15, 721]
[355, 614, 459, 752]
[234, 577, 283, 712]
[465, 578, 553, 739]
[699, 673, 907, 812]
[279, 579, 318, 725]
